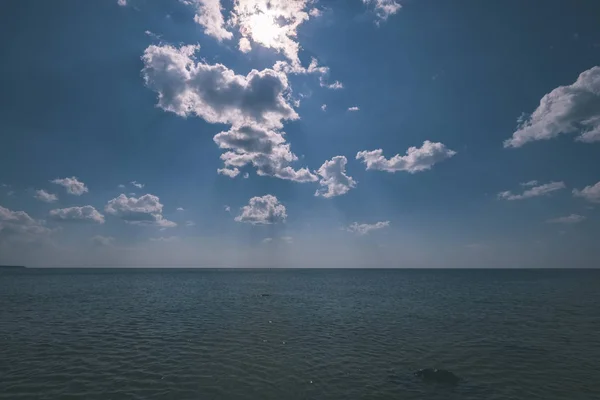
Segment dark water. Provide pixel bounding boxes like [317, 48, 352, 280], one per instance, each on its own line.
[1, 269, 599, 399]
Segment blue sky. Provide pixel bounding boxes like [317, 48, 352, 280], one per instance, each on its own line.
[1, 0, 600, 267]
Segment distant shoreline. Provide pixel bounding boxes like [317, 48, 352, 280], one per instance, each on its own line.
[0, 265, 26, 269]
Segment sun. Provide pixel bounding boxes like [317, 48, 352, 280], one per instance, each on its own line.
[247, 12, 283, 48]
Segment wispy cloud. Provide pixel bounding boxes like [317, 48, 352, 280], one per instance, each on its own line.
[498, 181, 565, 201]
[346, 221, 390, 235]
[34, 189, 58, 203]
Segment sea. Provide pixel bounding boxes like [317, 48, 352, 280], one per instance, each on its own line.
[1, 268, 599, 400]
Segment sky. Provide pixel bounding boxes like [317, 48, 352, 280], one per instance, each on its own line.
[1, 0, 600, 268]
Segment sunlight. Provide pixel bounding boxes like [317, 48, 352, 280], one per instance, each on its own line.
[246, 12, 284, 48]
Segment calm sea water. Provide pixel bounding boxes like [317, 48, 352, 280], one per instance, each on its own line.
[1, 268, 599, 399]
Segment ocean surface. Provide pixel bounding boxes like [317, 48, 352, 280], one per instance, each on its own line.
[1, 268, 599, 400]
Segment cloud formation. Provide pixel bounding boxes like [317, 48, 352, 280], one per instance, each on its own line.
[498, 181, 565, 201]
[49, 206, 105, 224]
[142, 44, 315, 182]
[547, 214, 586, 224]
[235, 194, 287, 224]
[105, 194, 176, 227]
[91, 235, 115, 246]
[356, 141, 456, 173]
[0, 205, 51, 238]
[315, 156, 357, 198]
[51, 176, 88, 196]
[34, 189, 58, 203]
[346, 221, 390, 235]
[348, 106, 360, 112]
[362, 0, 401, 22]
[573, 181, 600, 203]
[131, 181, 144, 189]
[504, 66, 600, 147]
[190, 0, 233, 41]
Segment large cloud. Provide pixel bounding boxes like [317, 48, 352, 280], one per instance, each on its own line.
[142, 44, 315, 182]
[190, 0, 233, 41]
[0, 205, 51, 238]
[51, 176, 88, 196]
[573, 181, 600, 203]
[504, 66, 600, 148]
[346, 221, 390, 235]
[356, 141, 456, 173]
[34, 189, 58, 203]
[498, 181, 565, 201]
[315, 156, 357, 198]
[105, 194, 176, 227]
[235, 194, 287, 224]
[49, 206, 105, 224]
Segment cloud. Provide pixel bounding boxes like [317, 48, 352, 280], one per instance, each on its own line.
[150, 236, 179, 242]
[224, 205, 231, 213]
[142, 44, 315, 182]
[498, 181, 565, 201]
[262, 237, 273, 244]
[51, 177, 88, 196]
[49, 206, 105, 224]
[231, 0, 314, 66]
[235, 194, 286, 224]
[189, 0, 233, 41]
[91, 235, 115, 246]
[520, 180, 539, 187]
[346, 221, 390, 235]
[547, 214, 586, 224]
[356, 141, 456, 173]
[504, 66, 600, 148]
[573, 181, 600, 203]
[0, 205, 52, 238]
[321, 80, 343, 90]
[309, 8, 322, 17]
[273, 58, 343, 90]
[362, 0, 401, 22]
[117, 0, 127, 6]
[281, 236, 293, 243]
[118, 184, 126, 189]
[34, 189, 58, 203]
[321, 104, 327, 111]
[176, 207, 185, 211]
[185, 220, 196, 226]
[105, 194, 176, 227]
[130, 181, 144, 189]
[239, 37, 252, 53]
[315, 156, 357, 198]
[348, 106, 360, 112]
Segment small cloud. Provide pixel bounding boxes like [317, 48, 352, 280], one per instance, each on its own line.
[118, 184, 126, 189]
[49, 206, 105, 224]
[224, 205, 231, 213]
[322, 80, 343, 90]
[520, 180, 539, 187]
[309, 8, 322, 17]
[243, 172, 250, 179]
[185, 220, 196, 227]
[315, 156, 357, 198]
[235, 195, 286, 225]
[321, 104, 327, 112]
[573, 181, 600, 203]
[117, 0, 127, 6]
[281, 236, 293, 244]
[51, 176, 88, 196]
[150, 236, 179, 242]
[218, 167, 240, 178]
[6, 190, 15, 197]
[92, 235, 115, 246]
[346, 221, 390, 235]
[362, 0, 401, 23]
[347, 106, 360, 112]
[176, 207, 185, 211]
[34, 189, 58, 203]
[357, 141, 456, 174]
[498, 181, 565, 201]
[262, 237, 273, 244]
[105, 193, 176, 228]
[547, 214, 586, 224]
[130, 181, 144, 189]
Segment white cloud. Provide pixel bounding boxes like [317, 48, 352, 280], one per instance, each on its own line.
[217, 167, 241, 178]
[130, 181, 144, 189]
[51, 177, 88, 196]
[117, 0, 127, 6]
[362, 0, 401, 22]
[573, 181, 600, 203]
[189, 0, 233, 41]
[281, 236, 293, 243]
[356, 141, 456, 173]
[231, 0, 314, 66]
[498, 181, 565, 201]
[185, 220, 196, 226]
[224, 205, 231, 213]
[0, 205, 51, 238]
[262, 237, 273, 244]
[504, 66, 600, 148]
[91, 235, 115, 246]
[176, 207, 185, 211]
[315, 156, 357, 198]
[547, 214, 586, 224]
[273, 58, 343, 90]
[520, 180, 539, 187]
[105, 194, 176, 228]
[321, 104, 327, 112]
[309, 8, 322, 17]
[239, 37, 252, 53]
[346, 221, 390, 235]
[142, 44, 315, 182]
[49, 206, 105, 224]
[243, 172, 250, 179]
[348, 106, 360, 112]
[118, 184, 126, 189]
[323, 80, 343, 90]
[34, 189, 58, 203]
[150, 236, 179, 242]
[235, 194, 286, 224]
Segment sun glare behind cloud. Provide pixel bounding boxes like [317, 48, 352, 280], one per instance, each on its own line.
[246, 12, 284, 48]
